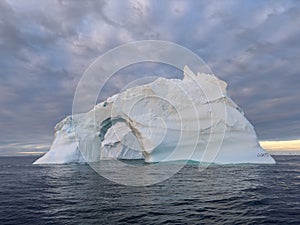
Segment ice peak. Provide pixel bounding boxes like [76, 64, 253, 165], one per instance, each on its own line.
[183, 65, 196, 80]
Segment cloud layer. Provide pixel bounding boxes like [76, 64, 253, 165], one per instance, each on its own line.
[0, 0, 299, 153]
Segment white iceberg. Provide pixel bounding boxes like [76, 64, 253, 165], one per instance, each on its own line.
[34, 66, 275, 164]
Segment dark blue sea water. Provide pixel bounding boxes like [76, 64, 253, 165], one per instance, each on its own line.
[0, 155, 299, 224]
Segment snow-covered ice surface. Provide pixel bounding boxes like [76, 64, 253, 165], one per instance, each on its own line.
[34, 66, 275, 164]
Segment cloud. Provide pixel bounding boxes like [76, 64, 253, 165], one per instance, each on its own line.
[0, 0, 299, 154]
[0, 142, 49, 156]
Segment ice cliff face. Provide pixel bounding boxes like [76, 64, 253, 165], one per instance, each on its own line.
[34, 66, 275, 164]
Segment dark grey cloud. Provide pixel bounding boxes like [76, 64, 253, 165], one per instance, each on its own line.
[0, 0, 299, 154]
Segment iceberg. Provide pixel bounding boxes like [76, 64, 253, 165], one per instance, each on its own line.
[34, 66, 275, 164]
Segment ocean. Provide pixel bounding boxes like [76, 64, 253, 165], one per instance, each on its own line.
[0, 155, 299, 224]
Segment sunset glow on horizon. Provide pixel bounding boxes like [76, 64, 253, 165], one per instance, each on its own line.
[260, 139, 300, 151]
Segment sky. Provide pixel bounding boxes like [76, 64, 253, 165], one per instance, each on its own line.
[0, 0, 299, 155]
